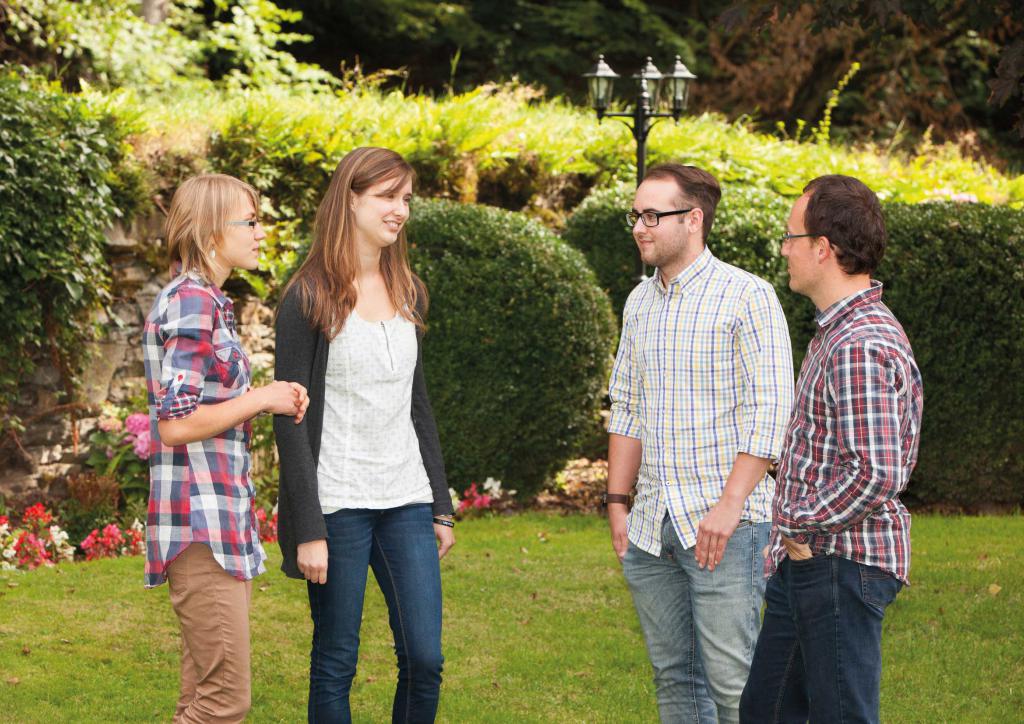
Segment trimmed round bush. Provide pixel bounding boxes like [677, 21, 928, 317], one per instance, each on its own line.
[407, 198, 617, 498]
[563, 182, 791, 318]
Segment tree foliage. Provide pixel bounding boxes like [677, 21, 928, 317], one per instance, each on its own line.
[0, 0, 336, 91]
[278, 0, 697, 97]
[718, 1, 1024, 148]
[276, 0, 1023, 167]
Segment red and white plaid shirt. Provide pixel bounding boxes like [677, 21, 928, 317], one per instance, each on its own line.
[767, 282, 922, 584]
[142, 273, 266, 588]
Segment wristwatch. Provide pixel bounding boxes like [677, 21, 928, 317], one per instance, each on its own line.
[601, 493, 631, 507]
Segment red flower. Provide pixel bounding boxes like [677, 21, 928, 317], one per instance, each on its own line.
[80, 523, 127, 561]
[256, 508, 278, 543]
[22, 503, 53, 528]
[14, 531, 52, 569]
[457, 483, 493, 514]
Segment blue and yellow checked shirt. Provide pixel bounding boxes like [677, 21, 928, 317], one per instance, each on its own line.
[608, 247, 795, 555]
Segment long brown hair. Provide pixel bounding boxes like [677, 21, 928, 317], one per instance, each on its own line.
[283, 147, 424, 338]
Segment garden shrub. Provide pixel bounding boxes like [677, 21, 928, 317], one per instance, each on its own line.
[564, 183, 1024, 508]
[406, 199, 617, 498]
[875, 202, 1024, 508]
[0, 69, 142, 422]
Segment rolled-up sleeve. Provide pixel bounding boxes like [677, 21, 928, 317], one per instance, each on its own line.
[736, 283, 794, 460]
[156, 288, 215, 420]
[607, 301, 642, 439]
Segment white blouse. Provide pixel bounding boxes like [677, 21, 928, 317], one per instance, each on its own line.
[317, 309, 432, 513]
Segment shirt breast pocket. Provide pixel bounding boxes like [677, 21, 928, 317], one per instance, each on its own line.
[213, 342, 246, 387]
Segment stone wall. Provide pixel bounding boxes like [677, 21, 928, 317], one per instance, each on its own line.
[0, 214, 275, 503]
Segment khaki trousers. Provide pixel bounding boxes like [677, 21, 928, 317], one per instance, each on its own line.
[167, 543, 253, 723]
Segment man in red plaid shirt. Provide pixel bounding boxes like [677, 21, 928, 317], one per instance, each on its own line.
[741, 175, 923, 723]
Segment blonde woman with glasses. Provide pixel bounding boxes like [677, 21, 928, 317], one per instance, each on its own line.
[274, 147, 455, 723]
[142, 174, 309, 722]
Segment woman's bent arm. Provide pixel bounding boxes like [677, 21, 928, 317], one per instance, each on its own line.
[158, 381, 307, 447]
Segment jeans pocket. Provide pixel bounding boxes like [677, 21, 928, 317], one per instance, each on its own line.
[860, 565, 901, 610]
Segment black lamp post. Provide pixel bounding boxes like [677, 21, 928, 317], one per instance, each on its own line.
[584, 54, 697, 278]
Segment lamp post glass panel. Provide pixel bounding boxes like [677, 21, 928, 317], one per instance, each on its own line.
[584, 54, 697, 280]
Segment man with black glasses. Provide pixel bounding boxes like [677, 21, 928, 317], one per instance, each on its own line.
[741, 175, 923, 723]
[606, 163, 794, 723]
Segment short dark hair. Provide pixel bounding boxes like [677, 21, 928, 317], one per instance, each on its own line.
[803, 175, 887, 275]
[644, 163, 721, 242]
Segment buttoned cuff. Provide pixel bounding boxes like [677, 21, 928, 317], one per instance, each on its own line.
[158, 391, 200, 421]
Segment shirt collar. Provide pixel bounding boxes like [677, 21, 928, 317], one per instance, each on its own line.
[172, 261, 232, 309]
[815, 279, 883, 329]
[655, 246, 714, 296]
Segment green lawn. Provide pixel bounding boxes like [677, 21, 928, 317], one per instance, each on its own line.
[0, 513, 1021, 722]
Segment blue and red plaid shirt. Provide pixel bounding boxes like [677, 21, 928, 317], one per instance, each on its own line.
[767, 282, 922, 584]
[142, 272, 266, 588]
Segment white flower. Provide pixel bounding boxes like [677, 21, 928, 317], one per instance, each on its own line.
[449, 487, 460, 508]
[47, 525, 75, 563]
[482, 477, 503, 497]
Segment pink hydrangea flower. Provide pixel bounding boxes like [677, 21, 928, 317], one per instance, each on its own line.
[98, 416, 123, 433]
[132, 430, 151, 460]
[124, 413, 149, 436]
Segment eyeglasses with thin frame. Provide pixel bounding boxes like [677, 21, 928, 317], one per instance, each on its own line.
[625, 208, 694, 229]
[780, 232, 816, 246]
[226, 219, 260, 229]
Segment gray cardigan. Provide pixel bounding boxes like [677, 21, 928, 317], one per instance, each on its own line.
[272, 283, 453, 580]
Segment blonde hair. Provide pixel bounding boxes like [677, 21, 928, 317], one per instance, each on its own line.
[283, 147, 424, 338]
[164, 174, 260, 281]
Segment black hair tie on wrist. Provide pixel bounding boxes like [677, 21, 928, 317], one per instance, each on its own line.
[432, 517, 455, 528]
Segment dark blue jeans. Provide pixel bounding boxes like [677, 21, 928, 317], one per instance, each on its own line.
[740, 555, 902, 724]
[307, 503, 443, 724]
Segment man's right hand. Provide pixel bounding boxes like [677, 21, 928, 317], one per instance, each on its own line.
[608, 506, 629, 563]
[297, 539, 328, 584]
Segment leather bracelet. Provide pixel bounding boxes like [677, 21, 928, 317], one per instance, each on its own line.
[432, 517, 455, 528]
[601, 492, 631, 507]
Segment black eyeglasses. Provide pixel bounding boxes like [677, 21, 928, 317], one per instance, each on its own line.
[625, 208, 694, 228]
[780, 232, 816, 245]
[226, 219, 259, 228]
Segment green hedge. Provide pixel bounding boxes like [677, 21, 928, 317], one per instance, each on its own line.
[565, 185, 1024, 508]
[874, 203, 1024, 508]
[406, 199, 617, 498]
[0, 69, 140, 419]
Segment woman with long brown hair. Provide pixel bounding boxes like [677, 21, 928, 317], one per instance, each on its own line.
[273, 147, 455, 723]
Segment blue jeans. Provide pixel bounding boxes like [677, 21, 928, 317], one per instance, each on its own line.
[307, 503, 443, 724]
[623, 515, 770, 724]
[740, 556, 902, 724]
